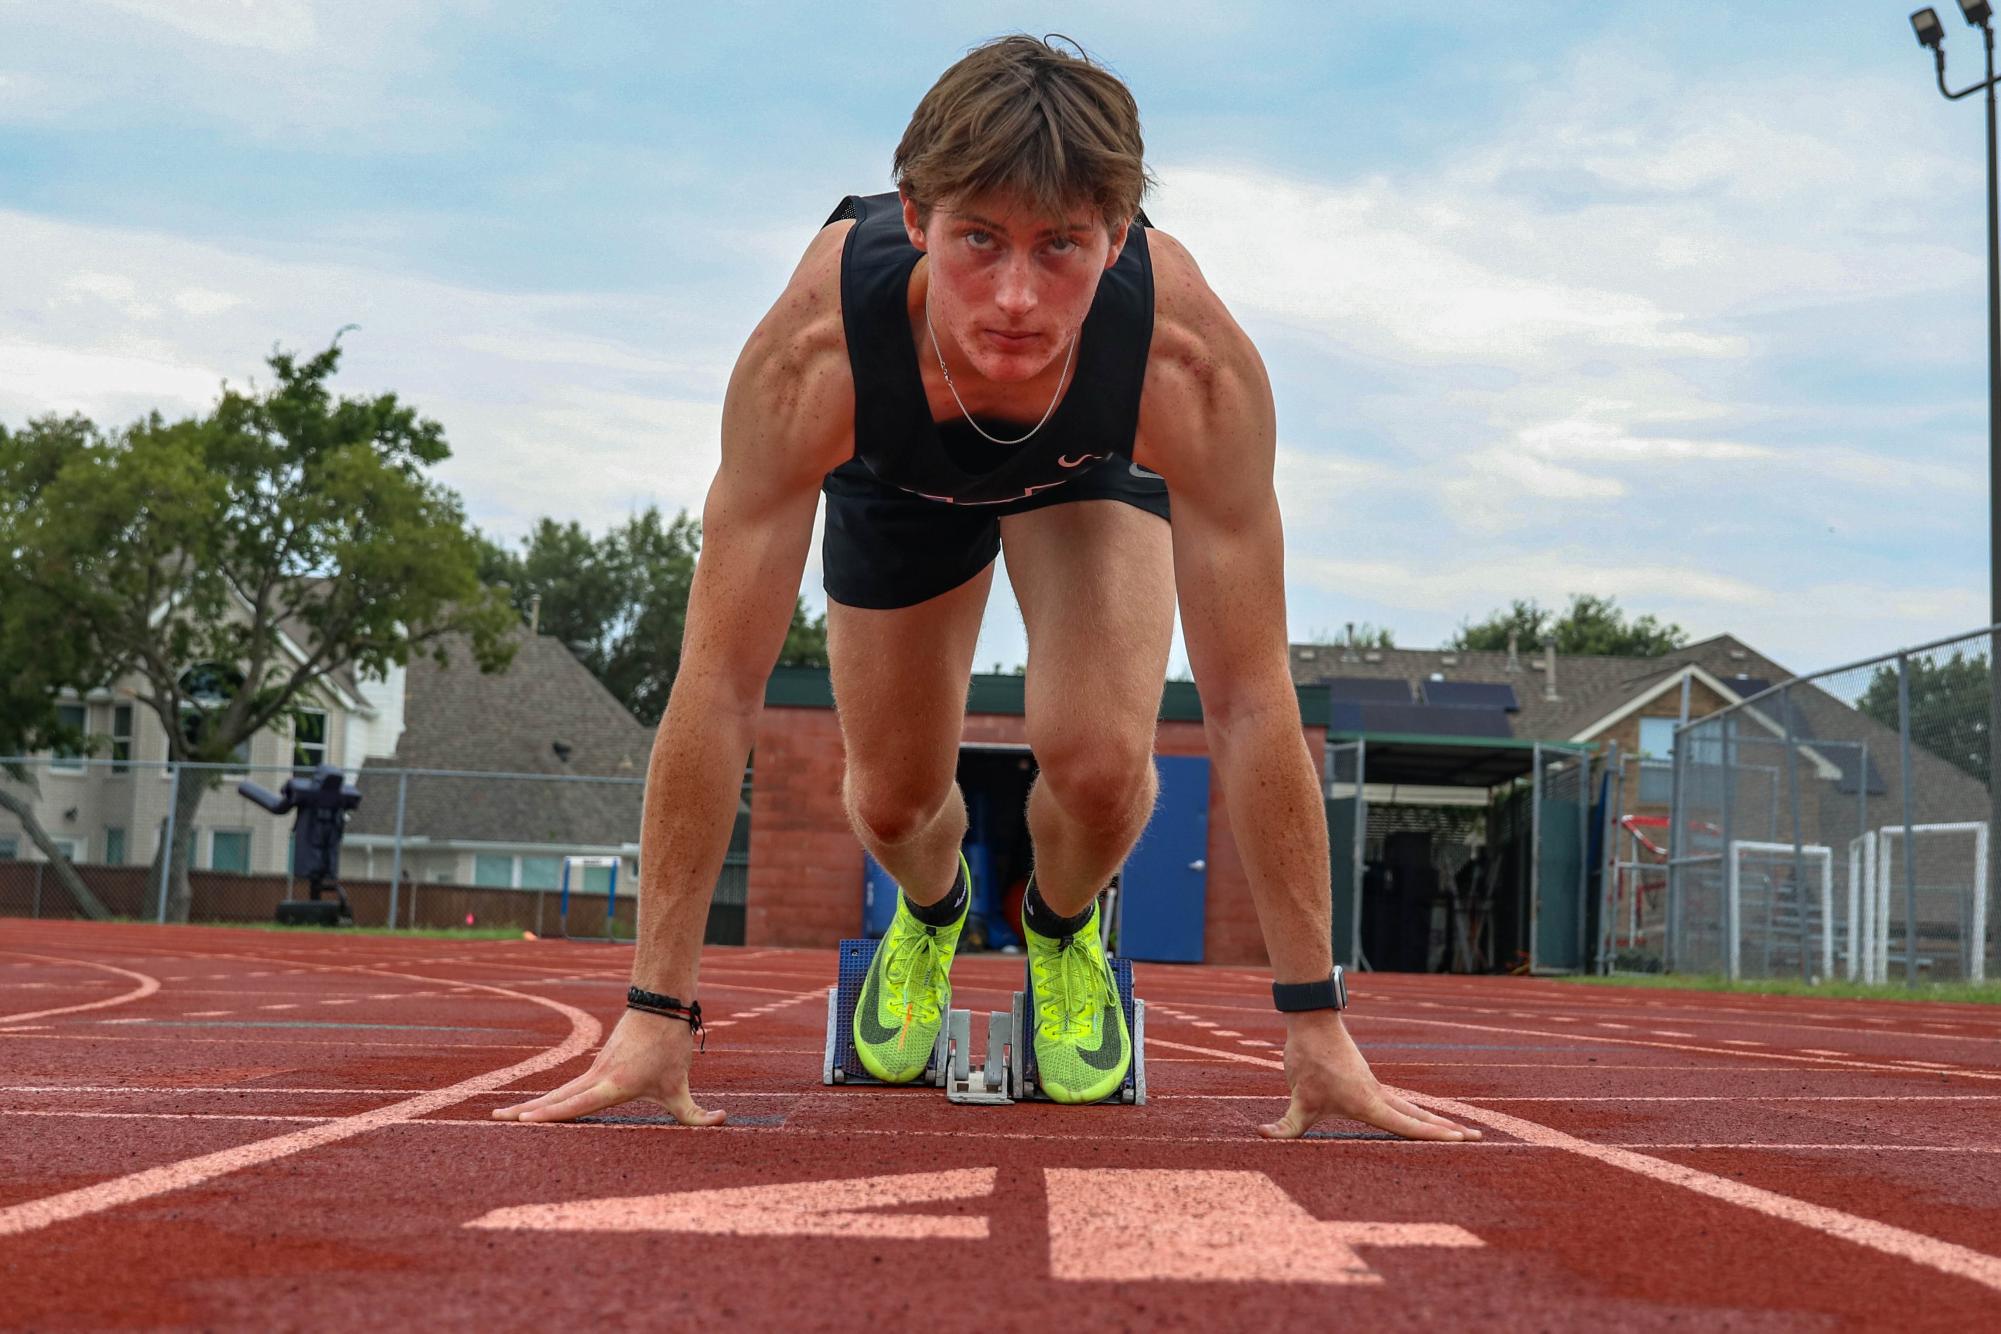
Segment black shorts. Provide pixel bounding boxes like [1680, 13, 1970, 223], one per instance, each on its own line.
[821, 454, 1172, 610]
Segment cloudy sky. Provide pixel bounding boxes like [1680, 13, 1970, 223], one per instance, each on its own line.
[0, 1, 1991, 680]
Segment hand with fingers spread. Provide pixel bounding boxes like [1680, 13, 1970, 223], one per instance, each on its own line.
[1256, 1011, 1481, 1142]
[492, 1007, 726, 1127]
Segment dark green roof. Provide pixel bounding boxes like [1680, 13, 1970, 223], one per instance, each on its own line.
[764, 665, 1328, 726]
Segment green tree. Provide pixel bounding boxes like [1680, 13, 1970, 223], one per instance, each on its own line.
[1451, 594, 1685, 657]
[1857, 651, 1992, 786]
[2, 338, 520, 922]
[482, 505, 828, 725]
[0, 416, 113, 918]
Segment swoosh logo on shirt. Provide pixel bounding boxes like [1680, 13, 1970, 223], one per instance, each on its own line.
[1128, 462, 1163, 481]
[855, 959, 901, 1046]
[1058, 453, 1099, 469]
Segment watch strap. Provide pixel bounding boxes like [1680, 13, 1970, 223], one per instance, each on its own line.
[1271, 966, 1348, 1012]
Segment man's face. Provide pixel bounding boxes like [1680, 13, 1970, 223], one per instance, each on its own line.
[904, 191, 1125, 385]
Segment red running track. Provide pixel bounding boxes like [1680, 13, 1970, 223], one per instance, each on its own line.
[3, 920, 2000, 1330]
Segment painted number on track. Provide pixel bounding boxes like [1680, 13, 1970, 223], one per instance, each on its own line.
[466, 1168, 1484, 1284]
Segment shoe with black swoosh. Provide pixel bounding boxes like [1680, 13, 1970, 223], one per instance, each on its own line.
[851, 854, 970, 1084]
[1021, 892, 1130, 1104]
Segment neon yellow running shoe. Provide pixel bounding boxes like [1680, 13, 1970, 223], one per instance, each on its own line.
[1023, 894, 1130, 1104]
[851, 854, 970, 1084]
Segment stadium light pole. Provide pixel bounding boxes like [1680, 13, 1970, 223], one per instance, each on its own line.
[1913, 4, 2000, 629]
[1912, 4, 2001, 989]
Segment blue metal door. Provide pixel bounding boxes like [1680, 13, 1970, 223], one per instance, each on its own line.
[861, 853, 898, 938]
[1118, 754, 1211, 962]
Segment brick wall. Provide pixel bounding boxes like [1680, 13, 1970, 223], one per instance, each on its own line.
[745, 707, 857, 946]
[744, 703, 1327, 965]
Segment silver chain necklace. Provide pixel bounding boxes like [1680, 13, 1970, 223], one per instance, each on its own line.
[924, 293, 1078, 447]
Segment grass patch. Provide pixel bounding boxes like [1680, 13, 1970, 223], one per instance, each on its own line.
[1560, 972, 2001, 1005]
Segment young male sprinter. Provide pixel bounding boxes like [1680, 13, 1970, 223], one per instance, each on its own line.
[496, 36, 1478, 1142]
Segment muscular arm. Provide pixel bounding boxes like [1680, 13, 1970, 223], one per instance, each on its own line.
[1139, 236, 1329, 985]
[1141, 233, 1476, 1143]
[494, 225, 852, 1126]
[631, 285, 848, 999]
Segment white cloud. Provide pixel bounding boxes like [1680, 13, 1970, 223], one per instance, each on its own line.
[93, 0, 320, 53]
[0, 207, 727, 541]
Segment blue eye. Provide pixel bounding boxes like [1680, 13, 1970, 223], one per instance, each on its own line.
[966, 230, 993, 248]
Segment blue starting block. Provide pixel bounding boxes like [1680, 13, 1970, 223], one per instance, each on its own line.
[821, 937, 1146, 1106]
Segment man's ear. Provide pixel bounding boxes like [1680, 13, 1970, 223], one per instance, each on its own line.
[1102, 217, 1132, 271]
[900, 192, 928, 252]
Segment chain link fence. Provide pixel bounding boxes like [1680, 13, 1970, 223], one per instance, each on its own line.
[0, 756, 750, 943]
[1665, 627, 1997, 984]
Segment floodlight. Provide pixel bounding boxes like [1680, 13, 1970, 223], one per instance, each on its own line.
[1960, 0, 1993, 27]
[1914, 7, 1946, 47]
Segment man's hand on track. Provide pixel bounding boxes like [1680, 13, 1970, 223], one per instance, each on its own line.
[492, 1008, 726, 1127]
[1256, 1011, 1481, 1142]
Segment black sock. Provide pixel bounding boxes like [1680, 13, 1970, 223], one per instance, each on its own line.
[904, 858, 968, 927]
[1022, 876, 1095, 939]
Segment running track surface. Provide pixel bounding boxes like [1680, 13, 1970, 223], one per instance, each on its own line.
[3, 922, 2000, 1330]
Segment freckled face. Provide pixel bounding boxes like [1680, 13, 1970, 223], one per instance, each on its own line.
[903, 192, 1125, 385]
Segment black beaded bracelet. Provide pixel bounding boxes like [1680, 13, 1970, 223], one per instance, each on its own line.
[626, 985, 705, 1052]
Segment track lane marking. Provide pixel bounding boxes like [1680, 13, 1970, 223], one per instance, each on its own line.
[0, 954, 161, 1025]
[1349, 1014, 2001, 1082]
[9, 1109, 2001, 1155]
[0, 968, 599, 1239]
[1145, 1036, 2001, 1293]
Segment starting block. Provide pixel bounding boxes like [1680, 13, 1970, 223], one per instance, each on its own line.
[821, 937, 1146, 1106]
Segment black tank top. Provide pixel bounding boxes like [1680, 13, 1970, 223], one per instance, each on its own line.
[825, 192, 1154, 506]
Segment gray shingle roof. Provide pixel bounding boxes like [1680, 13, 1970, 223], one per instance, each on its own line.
[1288, 634, 1799, 744]
[346, 629, 650, 847]
[1291, 632, 1990, 820]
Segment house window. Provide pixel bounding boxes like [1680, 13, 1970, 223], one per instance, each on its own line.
[177, 663, 250, 766]
[110, 704, 134, 774]
[105, 827, 126, 866]
[1636, 718, 1678, 805]
[521, 856, 560, 890]
[293, 708, 328, 772]
[210, 830, 251, 873]
[50, 702, 88, 773]
[51, 837, 83, 861]
[0, 836, 18, 859]
[473, 854, 515, 888]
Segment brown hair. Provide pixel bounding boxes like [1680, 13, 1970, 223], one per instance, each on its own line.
[893, 35, 1152, 235]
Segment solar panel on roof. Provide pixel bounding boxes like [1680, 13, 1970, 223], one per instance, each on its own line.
[1419, 680, 1520, 712]
[1325, 677, 1413, 705]
[1725, 676, 1772, 700]
[1356, 703, 1514, 739]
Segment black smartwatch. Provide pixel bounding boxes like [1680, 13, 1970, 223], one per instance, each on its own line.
[1271, 966, 1348, 1013]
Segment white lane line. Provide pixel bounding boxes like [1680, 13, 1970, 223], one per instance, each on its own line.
[6, 1110, 2000, 1156]
[1146, 1036, 2001, 1293]
[10, 1085, 2001, 1105]
[1413, 1092, 2001, 1294]
[0, 969, 600, 1239]
[1653, 1030, 1696, 1038]
[1352, 1014, 2001, 1084]
[0, 953, 161, 1025]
